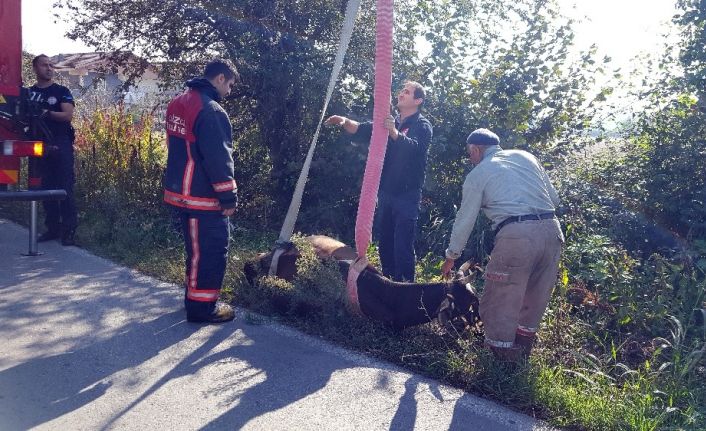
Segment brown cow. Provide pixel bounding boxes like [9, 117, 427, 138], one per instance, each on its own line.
[244, 235, 480, 331]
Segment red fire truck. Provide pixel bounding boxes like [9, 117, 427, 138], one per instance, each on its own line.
[1, 0, 67, 255]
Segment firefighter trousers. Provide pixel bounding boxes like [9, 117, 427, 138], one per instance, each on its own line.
[180, 211, 230, 318]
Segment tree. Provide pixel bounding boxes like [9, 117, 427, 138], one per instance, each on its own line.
[59, 0, 601, 252]
[59, 0, 379, 217]
[394, 0, 604, 257]
[608, 0, 706, 239]
[676, 0, 706, 102]
[21, 51, 35, 85]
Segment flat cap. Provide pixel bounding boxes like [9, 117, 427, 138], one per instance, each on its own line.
[466, 128, 500, 146]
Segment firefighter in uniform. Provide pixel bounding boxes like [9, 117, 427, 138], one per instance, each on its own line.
[30, 54, 78, 246]
[163, 59, 239, 323]
[441, 128, 563, 361]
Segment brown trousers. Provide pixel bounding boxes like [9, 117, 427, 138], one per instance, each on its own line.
[480, 218, 563, 347]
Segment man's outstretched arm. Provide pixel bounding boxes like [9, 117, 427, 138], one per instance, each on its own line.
[325, 115, 360, 134]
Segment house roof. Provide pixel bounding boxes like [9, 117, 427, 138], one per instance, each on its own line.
[52, 52, 112, 72]
[51, 52, 158, 79]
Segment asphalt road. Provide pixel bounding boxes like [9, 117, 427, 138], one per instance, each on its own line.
[0, 219, 552, 430]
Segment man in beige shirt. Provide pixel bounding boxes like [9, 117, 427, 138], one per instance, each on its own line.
[441, 128, 563, 361]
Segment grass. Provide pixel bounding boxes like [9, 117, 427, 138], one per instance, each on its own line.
[2, 199, 704, 430]
[214, 229, 706, 430]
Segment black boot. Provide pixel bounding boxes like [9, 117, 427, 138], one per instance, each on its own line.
[61, 229, 76, 246]
[514, 333, 537, 359]
[187, 302, 235, 323]
[488, 344, 524, 362]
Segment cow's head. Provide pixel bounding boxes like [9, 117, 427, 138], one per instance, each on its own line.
[436, 260, 481, 334]
[243, 241, 300, 286]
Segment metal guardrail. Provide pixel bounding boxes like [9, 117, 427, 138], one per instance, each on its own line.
[0, 189, 67, 256]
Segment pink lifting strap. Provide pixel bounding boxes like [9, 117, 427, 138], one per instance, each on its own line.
[347, 0, 394, 306]
[345, 257, 368, 316]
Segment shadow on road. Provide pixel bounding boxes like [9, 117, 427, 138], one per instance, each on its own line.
[0, 311, 194, 430]
[198, 323, 345, 430]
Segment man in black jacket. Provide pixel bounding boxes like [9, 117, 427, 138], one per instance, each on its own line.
[163, 59, 239, 323]
[326, 81, 433, 281]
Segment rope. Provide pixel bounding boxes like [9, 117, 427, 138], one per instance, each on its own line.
[346, 0, 394, 293]
[269, 0, 361, 276]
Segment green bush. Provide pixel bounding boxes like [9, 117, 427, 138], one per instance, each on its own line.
[70, 105, 183, 276]
[75, 105, 165, 218]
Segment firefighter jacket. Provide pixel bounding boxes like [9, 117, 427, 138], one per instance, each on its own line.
[163, 78, 238, 213]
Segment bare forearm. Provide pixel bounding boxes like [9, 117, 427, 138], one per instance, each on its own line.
[341, 118, 359, 134]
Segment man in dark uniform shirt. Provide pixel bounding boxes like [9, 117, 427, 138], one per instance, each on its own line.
[325, 81, 433, 282]
[30, 54, 78, 246]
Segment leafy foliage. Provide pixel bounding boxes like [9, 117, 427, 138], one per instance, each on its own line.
[57, 0, 598, 249]
[603, 0, 706, 240]
[676, 0, 706, 99]
[72, 104, 181, 263]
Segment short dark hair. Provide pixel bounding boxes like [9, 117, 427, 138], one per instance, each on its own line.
[203, 58, 239, 82]
[32, 54, 50, 68]
[404, 80, 426, 101]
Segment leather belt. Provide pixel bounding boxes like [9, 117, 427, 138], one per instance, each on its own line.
[495, 212, 555, 233]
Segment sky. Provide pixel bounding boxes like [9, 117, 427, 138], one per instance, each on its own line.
[21, 0, 92, 55]
[558, 0, 677, 71]
[23, 0, 677, 73]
